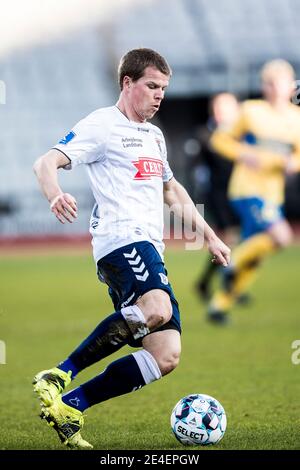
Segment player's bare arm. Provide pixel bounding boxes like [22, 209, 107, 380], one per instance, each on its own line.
[163, 177, 231, 266]
[33, 149, 77, 224]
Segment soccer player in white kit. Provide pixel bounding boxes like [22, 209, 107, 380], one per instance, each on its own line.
[33, 48, 230, 449]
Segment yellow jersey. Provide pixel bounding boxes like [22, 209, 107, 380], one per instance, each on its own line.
[211, 99, 300, 204]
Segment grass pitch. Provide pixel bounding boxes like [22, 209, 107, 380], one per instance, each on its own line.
[0, 246, 299, 450]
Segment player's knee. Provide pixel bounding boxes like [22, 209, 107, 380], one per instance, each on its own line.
[281, 229, 293, 247]
[273, 229, 293, 248]
[158, 349, 181, 376]
[137, 291, 172, 330]
[149, 300, 172, 328]
[269, 221, 293, 248]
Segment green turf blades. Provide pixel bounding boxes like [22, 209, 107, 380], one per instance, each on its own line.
[0, 248, 299, 449]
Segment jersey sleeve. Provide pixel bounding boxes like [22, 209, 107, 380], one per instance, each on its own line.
[210, 102, 250, 161]
[160, 134, 173, 182]
[53, 112, 108, 170]
[290, 134, 300, 172]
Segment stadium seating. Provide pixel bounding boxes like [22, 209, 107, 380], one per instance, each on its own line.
[1, 0, 300, 236]
[0, 28, 116, 236]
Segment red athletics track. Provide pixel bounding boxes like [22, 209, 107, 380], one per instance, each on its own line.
[0, 223, 300, 257]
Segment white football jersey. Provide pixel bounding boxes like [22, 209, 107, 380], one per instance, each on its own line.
[54, 106, 173, 262]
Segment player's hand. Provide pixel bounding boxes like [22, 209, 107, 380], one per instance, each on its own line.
[50, 193, 77, 224]
[207, 236, 231, 267]
[285, 156, 298, 175]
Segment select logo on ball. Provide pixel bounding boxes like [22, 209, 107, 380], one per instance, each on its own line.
[171, 393, 227, 446]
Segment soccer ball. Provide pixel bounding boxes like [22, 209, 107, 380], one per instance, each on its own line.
[170, 393, 227, 446]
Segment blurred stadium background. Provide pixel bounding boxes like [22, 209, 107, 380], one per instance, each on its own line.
[1, 0, 300, 242]
[1, 0, 300, 451]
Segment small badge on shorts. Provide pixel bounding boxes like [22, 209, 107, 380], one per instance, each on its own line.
[159, 273, 168, 285]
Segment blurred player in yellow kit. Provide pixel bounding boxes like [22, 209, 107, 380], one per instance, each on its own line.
[207, 59, 300, 323]
[195, 93, 240, 301]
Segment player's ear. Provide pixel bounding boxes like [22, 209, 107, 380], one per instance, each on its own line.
[123, 76, 131, 90]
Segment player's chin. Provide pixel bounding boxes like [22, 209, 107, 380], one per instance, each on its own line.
[147, 109, 158, 119]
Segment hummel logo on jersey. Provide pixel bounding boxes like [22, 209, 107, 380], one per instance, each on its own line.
[121, 292, 136, 308]
[59, 131, 76, 145]
[123, 248, 149, 281]
[133, 157, 163, 180]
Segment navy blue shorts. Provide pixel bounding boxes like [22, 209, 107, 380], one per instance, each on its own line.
[97, 241, 181, 347]
[230, 197, 284, 240]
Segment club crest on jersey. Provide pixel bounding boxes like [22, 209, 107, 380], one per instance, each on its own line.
[159, 273, 168, 285]
[132, 157, 163, 180]
[59, 131, 76, 145]
[155, 138, 163, 154]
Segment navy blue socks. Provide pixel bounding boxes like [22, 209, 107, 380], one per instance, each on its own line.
[62, 354, 146, 411]
[57, 358, 79, 378]
[58, 312, 131, 376]
[61, 385, 90, 412]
